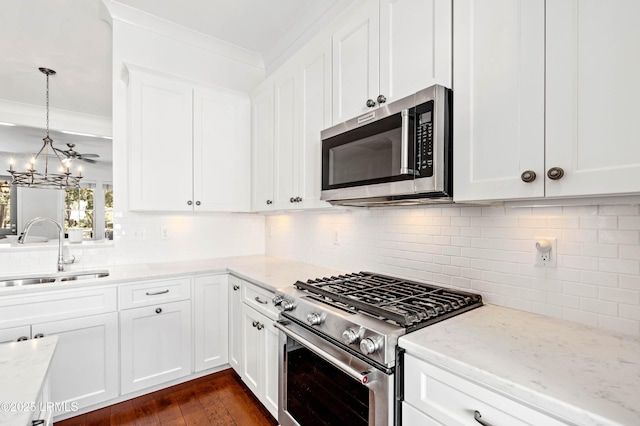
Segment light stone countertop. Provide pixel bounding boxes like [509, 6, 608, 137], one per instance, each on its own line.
[399, 304, 640, 426]
[2, 256, 638, 425]
[0, 336, 58, 426]
[0, 255, 345, 296]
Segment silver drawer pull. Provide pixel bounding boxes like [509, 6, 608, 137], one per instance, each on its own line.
[474, 411, 493, 426]
[146, 289, 169, 296]
[255, 296, 268, 304]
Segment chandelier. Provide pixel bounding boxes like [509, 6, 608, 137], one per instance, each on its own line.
[7, 67, 82, 189]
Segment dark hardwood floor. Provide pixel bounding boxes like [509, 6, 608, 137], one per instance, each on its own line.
[55, 369, 278, 426]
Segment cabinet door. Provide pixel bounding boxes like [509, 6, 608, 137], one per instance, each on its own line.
[273, 71, 299, 210]
[0, 326, 30, 343]
[193, 87, 251, 211]
[33, 312, 119, 415]
[251, 83, 275, 210]
[297, 39, 332, 210]
[453, 0, 545, 202]
[120, 301, 192, 394]
[193, 275, 229, 372]
[240, 303, 263, 397]
[228, 276, 243, 374]
[379, 0, 452, 102]
[128, 71, 193, 211]
[546, 0, 640, 197]
[263, 314, 279, 419]
[332, 0, 380, 124]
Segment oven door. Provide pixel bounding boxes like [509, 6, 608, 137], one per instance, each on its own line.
[321, 107, 416, 202]
[275, 320, 394, 426]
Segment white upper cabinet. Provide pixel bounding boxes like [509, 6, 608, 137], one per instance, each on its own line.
[251, 39, 332, 212]
[453, 0, 545, 202]
[127, 66, 251, 211]
[545, 0, 640, 198]
[379, 0, 452, 102]
[251, 83, 276, 210]
[297, 40, 333, 209]
[332, 0, 380, 123]
[454, 0, 640, 202]
[193, 88, 251, 211]
[332, 0, 452, 124]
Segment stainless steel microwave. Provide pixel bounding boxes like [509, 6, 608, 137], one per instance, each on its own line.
[320, 85, 452, 206]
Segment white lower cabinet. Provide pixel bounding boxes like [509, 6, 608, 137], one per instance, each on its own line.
[403, 354, 567, 426]
[228, 275, 243, 374]
[240, 281, 279, 419]
[120, 300, 192, 394]
[0, 288, 119, 417]
[35, 313, 119, 416]
[193, 274, 229, 372]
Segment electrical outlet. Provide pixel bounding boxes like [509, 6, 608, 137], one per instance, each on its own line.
[333, 230, 340, 245]
[160, 228, 169, 239]
[534, 237, 557, 267]
[132, 227, 146, 240]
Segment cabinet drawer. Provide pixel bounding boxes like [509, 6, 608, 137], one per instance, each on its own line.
[404, 354, 568, 426]
[402, 401, 442, 426]
[119, 277, 191, 309]
[0, 287, 117, 329]
[242, 281, 278, 319]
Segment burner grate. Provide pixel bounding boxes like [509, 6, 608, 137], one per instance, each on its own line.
[295, 272, 482, 327]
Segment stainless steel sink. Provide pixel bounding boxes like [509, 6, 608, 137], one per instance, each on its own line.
[0, 277, 58, 287]
[58, 271, 110, 281]
[0, 270, 109, 287]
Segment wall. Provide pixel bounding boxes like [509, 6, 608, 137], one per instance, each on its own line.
[265, 203, 640, 336]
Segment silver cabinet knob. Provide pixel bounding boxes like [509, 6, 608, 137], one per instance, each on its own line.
[342, 329, 359, 345]
[474, 410, 494, 426]
[306, 312, 323, 326]
[520, 170, 536, 183]
[547, 167, 565, 180]
[195, 201, 201, 206]
[295, 196, 302, 202]
[290, 197, 296, 203]
[359, 337, 380, 355]
[17, 336, 29, 342]
[256, 323, 264, 330]
[155, 307, 162, 314]
[187, 200, 193, 206]
[366, 99, 376, 108]
[377, 94, 387, 104]
[233, 284, 240, 291]
[266, 200, 273, 205]
[33, 333, 44, 339]
[252, 320, 258, 327]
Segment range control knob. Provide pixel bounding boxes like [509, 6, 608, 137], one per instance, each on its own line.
[272, 295, 284, 306]
[307, 312, 323, 326]
[360, 338, 381, 355]
[281, 300, 296, 312]
[342, 329, 360, 345]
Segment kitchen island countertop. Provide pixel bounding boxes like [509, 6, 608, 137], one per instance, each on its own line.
[399, 304, 640, 426]
[0, 336, 58, 426]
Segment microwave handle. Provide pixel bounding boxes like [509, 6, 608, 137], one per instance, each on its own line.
[400, 109, 413, 175]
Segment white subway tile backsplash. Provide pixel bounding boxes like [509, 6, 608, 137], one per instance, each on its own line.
[266, 203, 640, 336]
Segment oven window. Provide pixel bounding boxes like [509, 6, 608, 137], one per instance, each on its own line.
[329, 128, 401, 186]
[287, 345, 370, 426]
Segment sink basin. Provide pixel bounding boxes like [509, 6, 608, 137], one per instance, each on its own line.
[0, 270, 109, 287]
[58, 271, 110, 281]
[0, 277, 58, 287]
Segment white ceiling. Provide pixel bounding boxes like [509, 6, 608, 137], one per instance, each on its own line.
[0, 0, 353, 119]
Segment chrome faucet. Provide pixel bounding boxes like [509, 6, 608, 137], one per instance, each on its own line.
[18, 217, 75, 272]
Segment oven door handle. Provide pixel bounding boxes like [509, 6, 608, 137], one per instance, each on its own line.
[400, 109, 413, 175]
[274, 321, 378, 385]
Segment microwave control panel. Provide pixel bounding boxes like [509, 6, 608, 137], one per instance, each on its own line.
[415, 101, 434, 177]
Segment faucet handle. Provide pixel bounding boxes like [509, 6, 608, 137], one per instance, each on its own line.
[17, 233, 25, 244]
[63, 255, 76, 265]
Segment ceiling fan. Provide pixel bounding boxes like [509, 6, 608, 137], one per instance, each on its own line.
[54, 143, 100, 164]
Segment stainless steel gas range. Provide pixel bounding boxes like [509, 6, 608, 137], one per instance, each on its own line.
[272, 272, 483, 426]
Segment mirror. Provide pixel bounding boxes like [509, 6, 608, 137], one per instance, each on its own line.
[0, 123, 113, 241]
